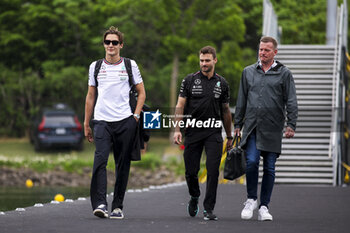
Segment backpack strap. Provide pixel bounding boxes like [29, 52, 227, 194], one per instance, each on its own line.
[123, 57, 134, 87]
[123, 57, 138, 112]
[94, 58, 134, 87]
[93, 59, 103, 87]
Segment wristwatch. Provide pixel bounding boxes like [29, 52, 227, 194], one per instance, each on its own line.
[133, 113, 140, 119]
[227, 136, 233, 140]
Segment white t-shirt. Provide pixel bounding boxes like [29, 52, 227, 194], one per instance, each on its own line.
[88, 58, 143, 122]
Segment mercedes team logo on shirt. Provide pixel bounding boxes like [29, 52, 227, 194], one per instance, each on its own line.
[194, 79, 201, 85]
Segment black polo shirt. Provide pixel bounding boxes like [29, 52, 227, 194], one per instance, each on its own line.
[179, 71, 230, 143]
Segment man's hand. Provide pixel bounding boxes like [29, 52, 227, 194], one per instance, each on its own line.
[133, 116, 139, 122]
[227, 138, 233, 151]
[234, 128, 241, 137]
[173, 131, 182, 145]
[84, 126, 94, 143]
[285, 126, 295, 138]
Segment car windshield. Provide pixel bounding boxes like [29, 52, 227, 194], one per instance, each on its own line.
[45, 115, 75, 126]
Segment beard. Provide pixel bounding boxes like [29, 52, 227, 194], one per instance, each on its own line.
[201, 65, 213, 73]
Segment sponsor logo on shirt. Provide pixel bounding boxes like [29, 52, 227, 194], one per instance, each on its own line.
[213, 81, 222, 98]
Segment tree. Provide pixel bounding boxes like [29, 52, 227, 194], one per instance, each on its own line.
[270, 0, 327, 44]
[108, 0, 246, 106]
[2, 0, 338, 137]
[0, 0, 104, 136]
[158, 0, 246, 108]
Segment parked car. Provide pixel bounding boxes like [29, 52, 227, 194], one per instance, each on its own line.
[29, 104, 84, 151]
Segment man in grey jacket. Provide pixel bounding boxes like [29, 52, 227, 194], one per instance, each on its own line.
[234, 36, 298, 221]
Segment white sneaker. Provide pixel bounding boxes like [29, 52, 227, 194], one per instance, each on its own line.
[258, 206, 273, 221]
[241, 199, 257, 220]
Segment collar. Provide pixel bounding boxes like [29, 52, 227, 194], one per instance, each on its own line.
[258, 60, 277, 73]
[199, 71, 219, 80]
[103, 57, 123, 65]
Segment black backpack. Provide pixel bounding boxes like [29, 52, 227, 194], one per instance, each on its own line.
[93, 58, 149, 160]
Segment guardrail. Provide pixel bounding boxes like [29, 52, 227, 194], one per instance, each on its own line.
[330, 0, 348, 186]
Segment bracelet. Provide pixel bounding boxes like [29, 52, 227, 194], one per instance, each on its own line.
[227, 136, 233, 140]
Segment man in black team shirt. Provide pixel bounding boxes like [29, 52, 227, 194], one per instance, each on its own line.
[173, 46, 233, 221]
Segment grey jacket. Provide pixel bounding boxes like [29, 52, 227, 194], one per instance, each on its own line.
[234, 61, 298, 154]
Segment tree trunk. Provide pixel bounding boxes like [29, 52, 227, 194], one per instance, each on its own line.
[170, 54, 179, 109]
[169, 54, 179, 142]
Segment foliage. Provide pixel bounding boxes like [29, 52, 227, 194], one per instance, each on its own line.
[270, 0, 327, 44]
[0, 149, 182, 173]
[131, 153, 162, 171]
[164, 155, 185, 175]
[236, 0, 264, 49]
[0, 138, 183, 174]
[0, 0, 345, 136]
[0, 155, 92, 173]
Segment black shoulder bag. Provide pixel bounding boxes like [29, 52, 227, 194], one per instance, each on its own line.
[224, 135, 246, 180]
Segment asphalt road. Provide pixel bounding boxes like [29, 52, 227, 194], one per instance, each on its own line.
[1, 183, 349, 233]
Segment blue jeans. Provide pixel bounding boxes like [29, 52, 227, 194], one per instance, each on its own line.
[245, 130, 277, 208]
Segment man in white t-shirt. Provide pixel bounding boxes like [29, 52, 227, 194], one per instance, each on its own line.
[84, 26, 146, 219]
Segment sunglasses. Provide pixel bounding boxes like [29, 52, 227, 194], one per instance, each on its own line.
[104, 40, 120, 46]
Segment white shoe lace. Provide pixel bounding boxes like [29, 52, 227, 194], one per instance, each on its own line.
[260, 206, 269, 214]
[243, 200, 254, 210]
[243, 201, 252, 210]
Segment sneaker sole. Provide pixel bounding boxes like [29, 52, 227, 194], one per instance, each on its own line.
[258, 216, 273, 221]
[241, 214, 253, 220]
[110, 215, 124, 219]
[187, 204, 199, 217]
[204, 217, 218, 221]
[93, 209, 108, 218]
[241, 205, 257, 220]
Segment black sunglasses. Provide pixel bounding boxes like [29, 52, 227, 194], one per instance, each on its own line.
[104, 40, 120, 46]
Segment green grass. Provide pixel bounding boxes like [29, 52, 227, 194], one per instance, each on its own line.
[0, 137, 185, 174]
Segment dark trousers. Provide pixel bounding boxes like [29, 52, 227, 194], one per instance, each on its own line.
[90, 116, 137, 211]
[183, 133, 223, 212]
[245, 130, 277, 208]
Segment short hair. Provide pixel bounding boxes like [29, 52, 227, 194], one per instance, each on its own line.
[199, 46, 217, 59]
[103, 26, 124, 44]
[260, 36, 278, 49]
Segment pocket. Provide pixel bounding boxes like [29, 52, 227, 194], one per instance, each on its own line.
[264, 114, 284, 131]
[130, 115, 138, 125]
[93, 122, 106, 139]
[215, 134, 223, 143]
